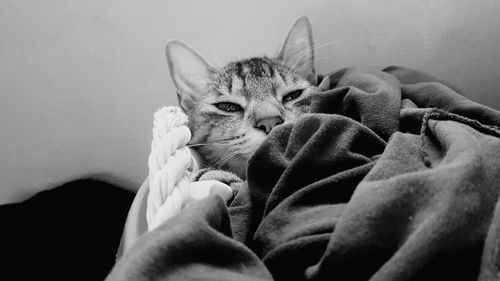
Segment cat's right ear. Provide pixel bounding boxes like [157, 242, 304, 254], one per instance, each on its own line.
[278, 16, 317, 85]
[165, 40, 215, 112]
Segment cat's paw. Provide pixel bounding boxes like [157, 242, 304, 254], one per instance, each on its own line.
[191, 168, 243, 193]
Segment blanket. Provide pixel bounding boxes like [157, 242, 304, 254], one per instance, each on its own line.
[107, 67, 500, 281]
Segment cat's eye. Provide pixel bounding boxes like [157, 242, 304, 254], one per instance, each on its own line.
[282, 89, 303, 103]
[214, 102, 242, 112]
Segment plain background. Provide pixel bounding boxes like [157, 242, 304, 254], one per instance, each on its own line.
[1, 0, 499, 204]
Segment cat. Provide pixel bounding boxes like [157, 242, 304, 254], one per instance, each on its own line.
[165, 16, 317, 186]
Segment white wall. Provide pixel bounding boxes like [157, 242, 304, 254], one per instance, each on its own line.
[1, 0, 499, 204]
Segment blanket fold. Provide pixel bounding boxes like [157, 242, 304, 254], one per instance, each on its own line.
[107, 67, 500, 281]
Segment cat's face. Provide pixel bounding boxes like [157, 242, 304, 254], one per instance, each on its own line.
[166, 17, 316, 178]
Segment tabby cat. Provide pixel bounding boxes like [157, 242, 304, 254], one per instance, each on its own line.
[165, 16, 317, 183]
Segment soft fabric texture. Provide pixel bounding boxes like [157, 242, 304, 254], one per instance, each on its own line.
[107, 67, 500, 281]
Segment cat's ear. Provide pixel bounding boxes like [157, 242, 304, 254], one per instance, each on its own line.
[166, 40, 215, 112]
[278, 16, 317, 85]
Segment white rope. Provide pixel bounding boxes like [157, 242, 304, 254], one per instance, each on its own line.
[146, 106, 233, 231]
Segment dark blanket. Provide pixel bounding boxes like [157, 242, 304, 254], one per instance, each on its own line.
[0, 179, 134, 281]
[107, 67, 500, 281]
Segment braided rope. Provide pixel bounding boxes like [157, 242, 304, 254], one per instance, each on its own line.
[146, 106, 234, 231]
[147, 106, 193, 230]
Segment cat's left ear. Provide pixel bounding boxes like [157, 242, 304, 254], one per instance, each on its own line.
[278, 16, 317, 85]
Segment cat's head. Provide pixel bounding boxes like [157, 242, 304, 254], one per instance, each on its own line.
[165, 16, 317, 178]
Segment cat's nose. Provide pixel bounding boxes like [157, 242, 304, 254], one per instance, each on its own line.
[255, 116, 284, 134]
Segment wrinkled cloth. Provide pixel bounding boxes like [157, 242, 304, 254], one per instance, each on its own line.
[107, 67, 500, 281]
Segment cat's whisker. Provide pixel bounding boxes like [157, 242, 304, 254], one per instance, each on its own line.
[290, 56, 335, 74]
[282, 38, 309, 57]
[187, 143, 219, 148]
[226, 153, 245, 170]
[286, 49, 317, 75]
[213, 156, 230, 168]
[311, 41, 340, 54]
[286, 41, 339, 77]
[214, 151, 239, 168]
[286, 53, 312, 77]
[187, 136, 240, 148]
[288, 41, 339, 61]
[285, 40, 339, 59]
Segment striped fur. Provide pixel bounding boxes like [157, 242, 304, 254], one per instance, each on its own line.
[166, 17, 316, 178]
